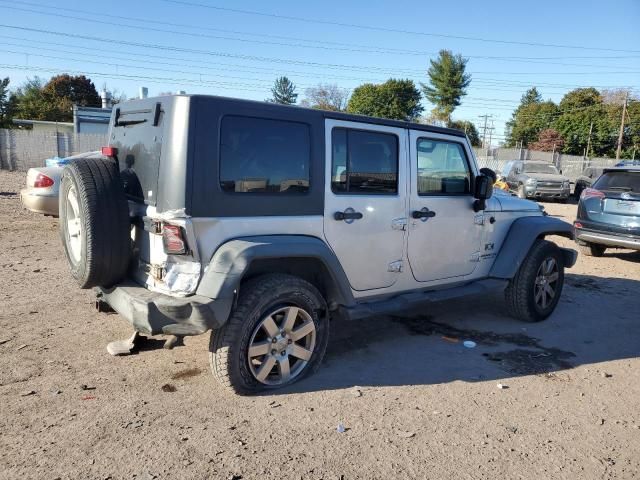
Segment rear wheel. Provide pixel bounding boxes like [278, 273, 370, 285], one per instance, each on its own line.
[209, 274, 329, 395]
[579, 242, 606, 257]
[505, 239, 565, 322]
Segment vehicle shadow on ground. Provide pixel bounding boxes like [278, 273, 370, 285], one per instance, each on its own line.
[276, 273, 640, 395]
[605, 250, 640, 263]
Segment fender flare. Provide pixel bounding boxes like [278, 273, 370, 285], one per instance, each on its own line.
[489, 216, 577, 279]
[196, 235, 355, 323]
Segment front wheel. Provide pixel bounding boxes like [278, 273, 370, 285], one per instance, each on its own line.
[505, 239, 565, 322]
[209, 274, 329, 395]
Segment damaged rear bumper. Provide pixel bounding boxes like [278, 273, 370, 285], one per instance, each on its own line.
[97, 281, 232, 336]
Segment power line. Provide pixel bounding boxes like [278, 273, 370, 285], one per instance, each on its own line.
[2, 24, 639, 80]
[3, 34, 636, 96]
[161, 0, 640, 54]
[2, 1, 639, 71]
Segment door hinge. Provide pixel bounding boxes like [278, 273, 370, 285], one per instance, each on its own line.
[391, 217, 408, 231]
[387, 260, 403, 273]
[474, 214, 485, 225]
[469, 252, 481, 263]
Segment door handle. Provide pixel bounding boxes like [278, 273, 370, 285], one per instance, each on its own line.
[334, 210, 363, 221]
[411, 208, 436, 220]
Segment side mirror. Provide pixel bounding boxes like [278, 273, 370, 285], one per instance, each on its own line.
[473, 174, 494, 212]
[479, 167, 497, 183]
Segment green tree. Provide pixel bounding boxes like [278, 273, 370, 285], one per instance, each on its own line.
[347, 79, 423, 121]
[267, 76, 298, 105]
[421, 50, 471, 124]
[449, 119, 480, 147]
[505, 88, 558, 147]
[552, 88, 611, 156]
[0, 77, 18, 128]
[15, 75, 100, 122]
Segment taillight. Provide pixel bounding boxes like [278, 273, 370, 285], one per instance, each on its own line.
[101, 146, 118, 157]
[581, 188, 605, 200]
[574, 222, 583, 229]
[33, 173, 54, 188]
[162, 224, 187, 255]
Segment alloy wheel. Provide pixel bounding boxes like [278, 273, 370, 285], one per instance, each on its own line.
[534, 257, 559, 309]
[247, 306, 316, 386]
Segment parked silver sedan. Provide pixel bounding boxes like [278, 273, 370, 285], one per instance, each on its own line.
[20, 151, 101, 216]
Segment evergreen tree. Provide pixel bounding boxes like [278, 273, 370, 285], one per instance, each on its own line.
[267, 76, 298, 105]
[421, 50, 471, 124]
[0, 77, 18, 128]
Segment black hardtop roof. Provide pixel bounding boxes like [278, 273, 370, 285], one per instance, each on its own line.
[123, 93, 467, 138]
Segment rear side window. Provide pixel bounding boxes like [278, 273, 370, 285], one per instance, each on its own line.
[416, 138, 471, 195]
[220, 116, 310, 193]
[331, 128, 398, 194]
[593, 171, 640, 192]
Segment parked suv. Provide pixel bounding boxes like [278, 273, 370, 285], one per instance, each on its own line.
[59, 95, 577, 394]
[573, 166, 603, 199]
[502, 160, 571, 201]
[574, 166, 640, 256]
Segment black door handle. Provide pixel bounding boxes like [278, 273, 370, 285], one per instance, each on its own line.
[412, 208, 436, 219]
[334, 210, 363, 221]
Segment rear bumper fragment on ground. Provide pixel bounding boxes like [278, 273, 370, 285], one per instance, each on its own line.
[97, 281, 228, 336]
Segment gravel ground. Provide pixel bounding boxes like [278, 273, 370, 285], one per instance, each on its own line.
[1, 169, 639, 480]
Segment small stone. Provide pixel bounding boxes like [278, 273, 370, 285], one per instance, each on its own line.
[601, 372, 612, 378]
[16, 344, 28, 351]
[396, 431, 416, 438]
[161, 384, 177, 392]
[351, 388, 362, 397]
[269, 403, 281, 408]
[33, 268, 41, 273]
[20, 390, 36, 396]
[598, 418, 605, 425]
[497, 383, 508, 389]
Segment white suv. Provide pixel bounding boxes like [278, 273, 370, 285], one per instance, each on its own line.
[58, 95, 577, 394]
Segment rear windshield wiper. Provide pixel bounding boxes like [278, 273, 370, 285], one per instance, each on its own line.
[115, 119, 147, 127]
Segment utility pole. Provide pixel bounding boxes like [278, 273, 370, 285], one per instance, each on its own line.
[615, 92, 628, 160]
[585, 121, 593, 159]
[479, 114, 491, 149]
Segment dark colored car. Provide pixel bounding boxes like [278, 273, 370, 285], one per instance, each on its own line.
[573, 166, 603, 198]
[574, 166, 640, 256]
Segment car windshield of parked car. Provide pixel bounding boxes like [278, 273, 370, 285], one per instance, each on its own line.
[593, 171, 640, 192]
[524, 164, 559, 174]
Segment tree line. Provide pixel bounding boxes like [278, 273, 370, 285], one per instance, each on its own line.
[266, 50, 480, 145]
[506, 87, 639, 158]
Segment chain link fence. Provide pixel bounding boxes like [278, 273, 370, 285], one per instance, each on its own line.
[473, 147, 620, 182]
[0, 129, 107, 171]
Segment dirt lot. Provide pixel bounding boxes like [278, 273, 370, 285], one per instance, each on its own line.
[1, 169, 639, 480]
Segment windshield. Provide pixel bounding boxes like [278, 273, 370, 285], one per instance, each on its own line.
[593, 171, 640, 192]
[524, 163, 559, 174]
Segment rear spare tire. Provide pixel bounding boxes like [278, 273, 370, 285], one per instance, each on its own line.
[59, 157, 131, 288]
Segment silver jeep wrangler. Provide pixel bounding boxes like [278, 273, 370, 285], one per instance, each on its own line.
[59, 95, 577, 395]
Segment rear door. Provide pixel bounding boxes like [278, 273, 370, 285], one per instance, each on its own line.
[323, 119, 407, 291]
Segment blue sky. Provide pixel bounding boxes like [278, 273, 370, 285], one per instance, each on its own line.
[1, 0, 639, 142]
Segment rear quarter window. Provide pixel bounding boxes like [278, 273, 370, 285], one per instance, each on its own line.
[219, 116, 311, 194]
